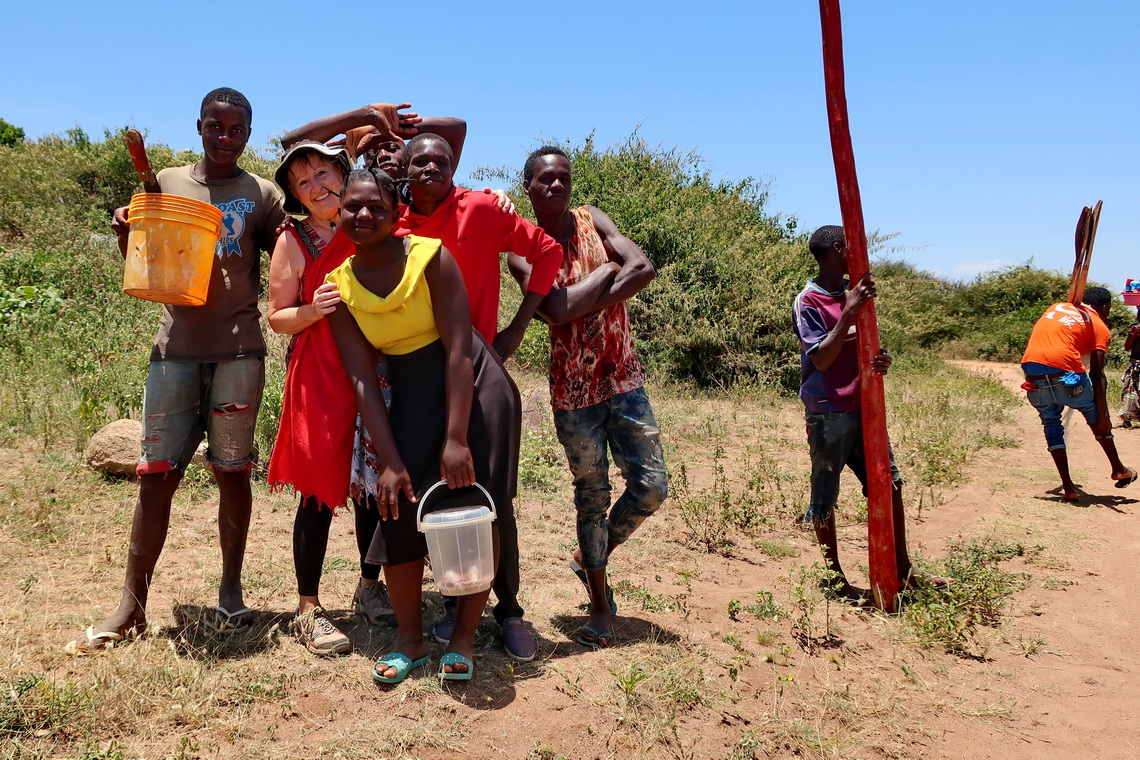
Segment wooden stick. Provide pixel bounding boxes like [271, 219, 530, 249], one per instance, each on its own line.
[819, 0, 900, 612]
[1069, 201, 1103, 305]
[124, 129, 160, 194]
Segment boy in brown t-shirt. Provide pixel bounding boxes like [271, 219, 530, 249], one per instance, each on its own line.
[66, 88, 286, 654]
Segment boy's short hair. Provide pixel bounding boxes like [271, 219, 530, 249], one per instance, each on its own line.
[523, 145, 569, 184]
[1083, 286, 1112, 309]
[808, 225, 845, 259]
[200, 87, 253, 122]
[401, 133, 453, 172]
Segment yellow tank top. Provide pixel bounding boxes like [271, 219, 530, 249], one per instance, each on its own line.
[326, 235, 441, 355]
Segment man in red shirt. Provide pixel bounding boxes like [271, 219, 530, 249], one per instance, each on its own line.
[397, 133, 562, 661]
[1020, 287, 1136, 500]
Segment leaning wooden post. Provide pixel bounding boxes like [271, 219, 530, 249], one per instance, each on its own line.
[819, 0, 900, 612]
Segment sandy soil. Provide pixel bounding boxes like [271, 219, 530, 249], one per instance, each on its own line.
[3, 361, 1139, 759]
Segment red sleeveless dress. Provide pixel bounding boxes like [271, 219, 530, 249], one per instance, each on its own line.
[267, 222, 358, 509]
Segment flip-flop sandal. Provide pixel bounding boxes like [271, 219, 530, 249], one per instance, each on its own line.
[372, 653, 432, 685]
[575, 623, 614, 649]
[568, 559, 618, 615]
[439, 652, 474, 681]
[64, 625, 136, 656]
[1115, 468, 1138, 489]
[212, 606, 254, 633]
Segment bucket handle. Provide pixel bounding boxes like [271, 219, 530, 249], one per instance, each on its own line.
[416, 480, 497, 532]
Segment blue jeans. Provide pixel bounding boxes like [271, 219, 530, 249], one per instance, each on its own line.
[139, 358, 264, 474]
[1025, 373, 1108, 450]
[805, 410, 901, 523]
[553, 388, 668, 571]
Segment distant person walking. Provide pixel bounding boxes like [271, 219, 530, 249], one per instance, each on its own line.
[1119, 307, 1140, 428]
[1020, 287, 1136, 500]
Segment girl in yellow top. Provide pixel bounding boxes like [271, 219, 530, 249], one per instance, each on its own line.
[326, 168, 519, 683]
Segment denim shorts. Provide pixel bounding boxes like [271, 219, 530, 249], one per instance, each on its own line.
[138, 358, 265, 475]
[805, 410, 902, 523]
[1025, 373, 1108, 450]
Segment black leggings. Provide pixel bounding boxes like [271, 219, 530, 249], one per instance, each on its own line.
[293, 495, 382, 596]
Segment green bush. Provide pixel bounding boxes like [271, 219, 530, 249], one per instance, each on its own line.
[482, 133, 810, 390]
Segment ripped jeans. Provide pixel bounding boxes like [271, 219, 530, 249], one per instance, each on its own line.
[553, 388, 668, 571]
[138, 358, 265, 475]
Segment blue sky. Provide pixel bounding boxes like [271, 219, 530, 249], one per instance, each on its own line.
[6, 1, 1138, 291]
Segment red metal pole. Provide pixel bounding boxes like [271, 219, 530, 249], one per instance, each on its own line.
[819, 0, 900, 612]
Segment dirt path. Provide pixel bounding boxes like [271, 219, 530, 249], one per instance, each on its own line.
[935, 361, 1140, 758]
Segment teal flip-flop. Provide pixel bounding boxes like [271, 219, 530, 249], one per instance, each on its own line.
[372, 653, 431, 684]
[575, 623, 614, 649]
[439, 652, 474, 681]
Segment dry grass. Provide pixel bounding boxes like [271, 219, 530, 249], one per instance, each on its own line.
[0, 363, 1075, 760]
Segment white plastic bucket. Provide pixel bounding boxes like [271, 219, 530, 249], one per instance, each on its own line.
[417, 481, 497, 596]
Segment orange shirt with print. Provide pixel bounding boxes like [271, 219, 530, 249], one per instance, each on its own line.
[1021, 302, 1111, 374]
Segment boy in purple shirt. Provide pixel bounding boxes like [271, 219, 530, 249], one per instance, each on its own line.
[792, 226, 948, 601]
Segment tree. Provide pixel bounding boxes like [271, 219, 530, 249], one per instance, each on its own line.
[0, 118, 25, 147]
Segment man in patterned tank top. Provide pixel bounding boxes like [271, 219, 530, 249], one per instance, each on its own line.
[509, 146, 668, 648]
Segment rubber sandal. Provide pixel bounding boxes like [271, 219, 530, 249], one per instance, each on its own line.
[64, 625, 136, 656]
[1115, 468, 1138, 489]
[372, 653, 432, 684]
[575, 623, 614, 649]
[212, 605, 253, 633]
[569, 559, 618, 615]
[439, 652, 474, 681]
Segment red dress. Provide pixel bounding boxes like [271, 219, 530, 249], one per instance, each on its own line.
[267, 222, 358, 509]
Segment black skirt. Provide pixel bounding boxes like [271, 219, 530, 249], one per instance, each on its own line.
[365, 331, 520, 566]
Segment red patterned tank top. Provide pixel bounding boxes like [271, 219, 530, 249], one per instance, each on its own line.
[548, 207, 645, 410]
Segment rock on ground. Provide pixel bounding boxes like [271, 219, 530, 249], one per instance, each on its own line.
[86, 419, 208, 476]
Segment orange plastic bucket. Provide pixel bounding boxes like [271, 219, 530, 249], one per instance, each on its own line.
[123, 193, 222, 306]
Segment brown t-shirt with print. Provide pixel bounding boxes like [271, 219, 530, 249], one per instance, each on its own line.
[149, 164, 286, 362]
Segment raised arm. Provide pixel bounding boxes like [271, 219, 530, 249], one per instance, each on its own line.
[327, 303, 412, 517]
[1125, 324, 1140, 352]
[424, 245, 476, 488]
[280, 103, 419, 151]
[267, 233, 340, 335]
[415, 118, 467, 169]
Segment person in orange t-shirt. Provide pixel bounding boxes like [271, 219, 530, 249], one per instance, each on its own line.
[1020, 287, 1135, 500]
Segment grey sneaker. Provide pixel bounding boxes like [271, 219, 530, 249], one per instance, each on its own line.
[353, 581, 396, 626]
[293, 606, 351, 656]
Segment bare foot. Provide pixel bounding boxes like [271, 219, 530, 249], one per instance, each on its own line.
[1113, 467, 1138, 488]
[65, 612, 146, 654]
[375, 637, 430, 680]
[442, 640, 475, 675]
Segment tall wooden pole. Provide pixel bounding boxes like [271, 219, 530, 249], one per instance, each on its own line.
[819, 0, 900, 612]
